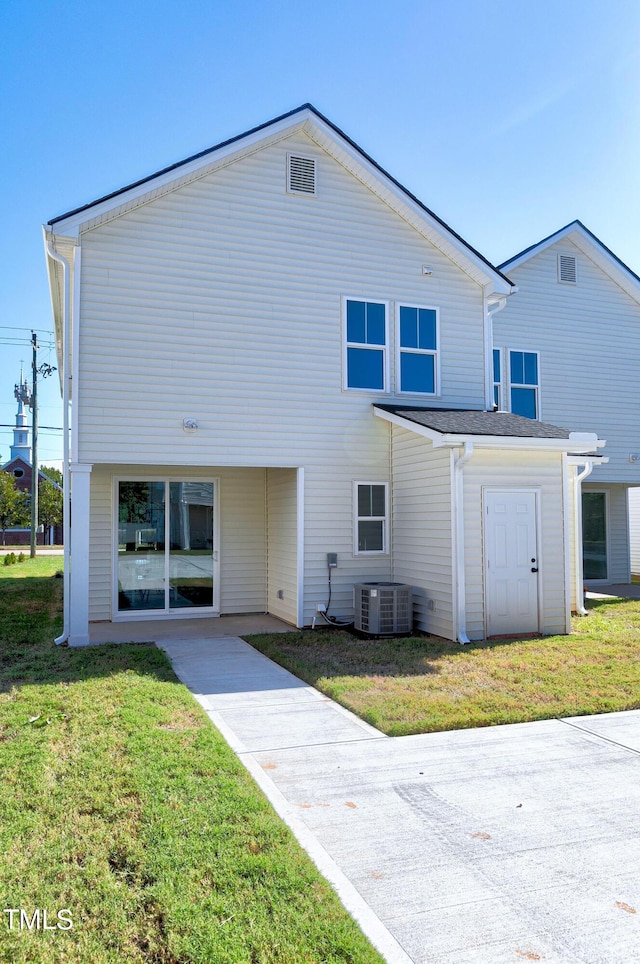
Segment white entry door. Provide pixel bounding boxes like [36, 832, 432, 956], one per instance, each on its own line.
[484, 488, 539, 637]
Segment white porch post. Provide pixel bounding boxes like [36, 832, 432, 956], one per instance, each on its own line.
[69, 462, 93, 646]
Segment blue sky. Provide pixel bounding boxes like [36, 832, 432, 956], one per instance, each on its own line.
[1, 0, 638, 465]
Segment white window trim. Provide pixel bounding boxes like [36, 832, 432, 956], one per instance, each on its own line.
[353, 481, 389, 555]
[112, 475, 221, 620]
[395, 302, 440, 397]
[492, 347, 503, 410]
[342, 296, 390, 393]
[582, 487, 610, 584]
[506, 347, 541, 420]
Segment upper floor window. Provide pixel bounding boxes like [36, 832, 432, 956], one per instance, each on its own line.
[492, 348, 502, 409]
[344, 299, 387, 391]
[397, 305, 439, 395]
[509, 350, 539, 419]
[354, 482, 388, 554]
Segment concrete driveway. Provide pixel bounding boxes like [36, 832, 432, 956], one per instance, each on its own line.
[161, 635, 640, 964]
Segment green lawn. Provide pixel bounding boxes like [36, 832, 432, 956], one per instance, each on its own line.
[246, 598, 640, 736]
[0, 557, 383, 964]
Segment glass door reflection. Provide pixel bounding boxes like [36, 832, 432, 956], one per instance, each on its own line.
[169, 482, 214, 609]
[117, 482, 166, 611]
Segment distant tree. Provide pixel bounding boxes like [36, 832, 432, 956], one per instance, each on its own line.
[39, 466, 63, 544]
[0, 471, 29, 546]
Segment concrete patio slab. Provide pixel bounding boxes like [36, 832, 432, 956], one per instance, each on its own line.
[89, 612, 294, 643]
[159, 632, 640, 963]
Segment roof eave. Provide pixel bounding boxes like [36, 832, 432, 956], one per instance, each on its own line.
[373, 406, 606, 453]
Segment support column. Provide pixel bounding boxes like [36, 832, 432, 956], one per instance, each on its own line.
[69, 463, 92, 646]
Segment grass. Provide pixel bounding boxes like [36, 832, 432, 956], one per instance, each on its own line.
[0, 558, 384, 963]
[246, 598, 640, 736]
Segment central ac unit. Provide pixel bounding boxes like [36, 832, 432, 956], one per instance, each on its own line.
[354, 582, 413, 636]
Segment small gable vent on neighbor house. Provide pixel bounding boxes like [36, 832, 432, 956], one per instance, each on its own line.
[287, 154, 316, 195]
[558, 253, 577, 284]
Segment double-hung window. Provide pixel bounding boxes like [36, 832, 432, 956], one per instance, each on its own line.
[398, 305, 439, 394]
[344, 299, 387, 391]
[354, 482, 388, 554]
[509, 350, 539, 419]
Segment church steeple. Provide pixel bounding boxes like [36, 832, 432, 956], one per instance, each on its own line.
[11, 367, 32, 462]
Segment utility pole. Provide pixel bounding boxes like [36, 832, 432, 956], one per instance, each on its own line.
[27, 333, 56, 558]
[30, 333, 38, 558]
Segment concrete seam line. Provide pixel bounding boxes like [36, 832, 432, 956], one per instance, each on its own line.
[208, 709, 414, 964]
[558, 717, 640, 756]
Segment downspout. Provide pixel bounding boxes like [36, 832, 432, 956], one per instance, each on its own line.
[574, 460, 594, 616]
[454, 441, 474, 643]
[46, 240, 71, 645]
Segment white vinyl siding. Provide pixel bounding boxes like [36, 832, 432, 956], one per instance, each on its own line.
[390, 425, 454, 639]
[494, 238, 640, 485]
[266, 468, 299, 624]
[463, 449, 568, 639]
[77, 130, 485, 625]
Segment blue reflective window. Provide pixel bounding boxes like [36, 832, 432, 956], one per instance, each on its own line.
[511, 387, 537, 420]
[347, 347, 384, 390]
[493, 348, 501, 382]
[399, 305, 437, 394]
[400, 353, 435, 394]
[509, 351, 538, 418]
[346, 300, 386, 389]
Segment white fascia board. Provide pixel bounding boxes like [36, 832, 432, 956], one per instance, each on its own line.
[47, 113, 312, 238]
[373, 407, 605, 454]
[502, 223, 640, 305]
[300, 119, 514, 294]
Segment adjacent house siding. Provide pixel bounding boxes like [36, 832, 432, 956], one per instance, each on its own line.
[494, 239, 640, 486]
[463, 450, 567, 638]
[89, 464, 267, 621]
[390, 425, 454, 638]
[266, 467, 298, 625]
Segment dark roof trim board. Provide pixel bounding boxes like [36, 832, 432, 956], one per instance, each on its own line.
[499, 219, 640, 289]
[46, 103, 513, 288]
[374, 404, 605, 455]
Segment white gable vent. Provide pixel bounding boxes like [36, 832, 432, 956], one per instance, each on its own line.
[558, 253, 577, 284]
[287, 154, 316, 196]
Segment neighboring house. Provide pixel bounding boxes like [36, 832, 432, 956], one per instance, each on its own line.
[43, 105, 603, 646]
[495, 221, 640, 589]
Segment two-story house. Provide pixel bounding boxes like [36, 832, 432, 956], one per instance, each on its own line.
[44, 105, 603, 646]
[494, 221, 640, 595]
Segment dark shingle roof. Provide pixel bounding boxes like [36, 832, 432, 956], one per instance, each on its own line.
[375, 405, 572, 439]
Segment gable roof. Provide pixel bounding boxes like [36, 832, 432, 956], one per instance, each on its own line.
[499, 220, 640, 305]
[45, 104, 514, 295]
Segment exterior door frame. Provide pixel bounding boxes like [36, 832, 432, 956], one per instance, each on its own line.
[112, 475, 221, 620]
[582, 487, 610, 585]
[482, 486, 543, 638]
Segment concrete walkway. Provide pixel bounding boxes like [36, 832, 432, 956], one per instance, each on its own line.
[161, 635, 640, 964]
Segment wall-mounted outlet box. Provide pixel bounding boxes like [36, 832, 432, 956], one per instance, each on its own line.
[277, 589, 284, 600]
[327, 553, 338, 568]
[316, 602, 326, 613]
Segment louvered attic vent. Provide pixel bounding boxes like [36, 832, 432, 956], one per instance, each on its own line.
[558, 254, 577, 284]
[287, 154, 316, 195]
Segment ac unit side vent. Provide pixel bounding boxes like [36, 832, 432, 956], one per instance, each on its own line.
[287, 154, 316, 195]
[558, 253, 577, 284]
[354, 582, 413, 636]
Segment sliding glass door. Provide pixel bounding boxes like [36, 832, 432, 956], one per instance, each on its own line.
[117, 480, 217, 614]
